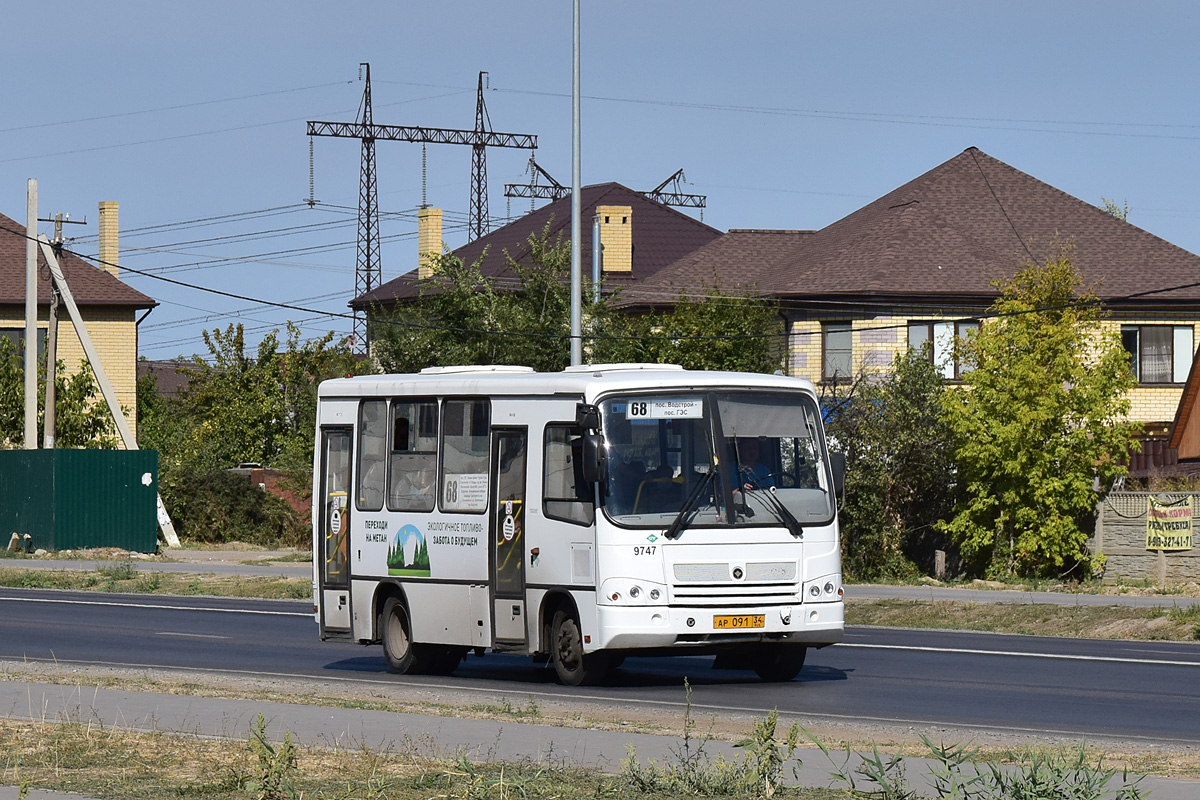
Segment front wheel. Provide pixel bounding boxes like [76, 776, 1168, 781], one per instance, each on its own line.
[550, 609, 611, 686]
[753, 645, 807, 682]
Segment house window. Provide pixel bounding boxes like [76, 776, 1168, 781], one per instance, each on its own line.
[822, 322, 853, 381]
[0, 328, 47, 369]
[908, 320, 980, 380]
[1122, 325, 1193, 384]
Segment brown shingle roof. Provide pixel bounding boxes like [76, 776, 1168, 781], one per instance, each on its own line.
[0, 211, 156, 309]
[632, 148, 1200, 309]
[351, 183, 721, 309]
[616, 229, 815, 309]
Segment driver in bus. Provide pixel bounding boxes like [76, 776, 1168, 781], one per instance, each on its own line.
[735, 437, 774, 490]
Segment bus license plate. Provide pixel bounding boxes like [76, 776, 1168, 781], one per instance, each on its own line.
[713, 614, 765, 629]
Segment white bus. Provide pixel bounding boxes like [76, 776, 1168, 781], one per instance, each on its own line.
[313, 364, 844, 685]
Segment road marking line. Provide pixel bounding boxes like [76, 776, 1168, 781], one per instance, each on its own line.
[0, 596, 310, 617]
[839, 642, 1200, 667]
[156, 632, 229, 639]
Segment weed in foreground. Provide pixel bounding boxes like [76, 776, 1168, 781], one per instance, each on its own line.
[245, 714, 299, 800]
[97, 560, 137, 582]
[807, 730, 1147, 800]
[621, 679, 801, 797]
[469, 696, 542, 720]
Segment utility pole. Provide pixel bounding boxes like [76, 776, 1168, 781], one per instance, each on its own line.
[307, 65, 537, 353]
[24, 181, 37, 449]
[37, 212, 85, 449]
[570, 0, 583, 366]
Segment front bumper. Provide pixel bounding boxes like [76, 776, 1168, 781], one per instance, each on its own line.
[594, 601, 843, 651]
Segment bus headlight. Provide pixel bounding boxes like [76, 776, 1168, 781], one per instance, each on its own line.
[600, 578, 667, 605]
[804, 575, 842, 602]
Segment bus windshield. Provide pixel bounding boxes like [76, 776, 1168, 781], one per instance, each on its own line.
[600, 391, 835, 531]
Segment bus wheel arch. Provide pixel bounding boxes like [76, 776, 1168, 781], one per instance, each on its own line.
[544, 597, 612, 686]
[376, 585, 465, 676]
[538, 592, 577, 656]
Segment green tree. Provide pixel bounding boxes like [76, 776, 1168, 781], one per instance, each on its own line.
[1100, 196, 1131, 221]
[138, 324, 359, 546]
[0, 337, 118, 449]
[823, 347, 957, 580]
[939, 246, 1141, 578]
[369, 224, 784, 375]
[152, 323, 360, 473]
[596, 285, 784, 373]
[370, 224, 588, 373]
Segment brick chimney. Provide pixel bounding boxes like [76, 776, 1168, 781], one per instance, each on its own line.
[596, 205, 632, 273]
[97, 201, 119, 278]
[417, 207, 443, 280]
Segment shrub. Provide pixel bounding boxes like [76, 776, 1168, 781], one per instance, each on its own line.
[164, 468, 308, 548]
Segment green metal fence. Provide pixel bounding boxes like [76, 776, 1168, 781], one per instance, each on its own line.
[0, 450, 159, 553]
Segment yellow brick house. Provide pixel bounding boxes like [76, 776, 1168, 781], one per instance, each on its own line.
[0, 204, 156, 444]
[631, 148, 1200, 449]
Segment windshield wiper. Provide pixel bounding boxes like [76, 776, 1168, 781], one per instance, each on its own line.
[742, 474, 804, 538]
[663, 469, 715, 540]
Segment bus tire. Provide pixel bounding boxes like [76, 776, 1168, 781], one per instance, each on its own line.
[550, 609, 611, 686]
[424, 646, 467, 676]
[753, 645, 807, 682]
[381, 596, 421, 674]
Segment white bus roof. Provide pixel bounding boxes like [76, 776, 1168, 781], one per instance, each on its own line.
[318, 364, 818, 403]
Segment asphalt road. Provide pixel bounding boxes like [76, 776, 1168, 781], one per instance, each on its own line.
[2, 587, 1198, 745]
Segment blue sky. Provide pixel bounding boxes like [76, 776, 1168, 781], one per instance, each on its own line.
[3, 2, 1198, 359]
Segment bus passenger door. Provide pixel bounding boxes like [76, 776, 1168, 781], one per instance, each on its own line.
[490, 427, 528, 648]
[318, 427, 352, 639]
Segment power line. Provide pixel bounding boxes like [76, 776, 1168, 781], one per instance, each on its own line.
[3, 89, 472, 165]
[0, 82, 353, 134]
[488, 85, 1200, 142]
[72, 204, 314, 242]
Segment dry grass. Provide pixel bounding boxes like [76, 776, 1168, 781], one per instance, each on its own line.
[0, 566, 310, 599]
[846, 597, 1200, 641]
[0, 715, 850, 800]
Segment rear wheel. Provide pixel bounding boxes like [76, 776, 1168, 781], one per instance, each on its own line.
[381, 597, 468, 675]
[550, 609, 611, 686]
[381, 597, 418, 674]
[424, 646, 468, 676]
[753, 645, 807, 682]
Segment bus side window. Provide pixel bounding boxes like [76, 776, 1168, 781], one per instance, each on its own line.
[357, 399, 387, 511]
[441, 399, 490, 513]
[388, 399, 437, 512]
[544, 424, 595, 526]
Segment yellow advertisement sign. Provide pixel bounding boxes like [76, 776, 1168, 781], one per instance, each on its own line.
[1146, 496, 1193, 551]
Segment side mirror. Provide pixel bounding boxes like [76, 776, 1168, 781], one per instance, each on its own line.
[829, 452, 846, 497]
[581, 431, 607, 484]
[576, 403, 601, 430]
